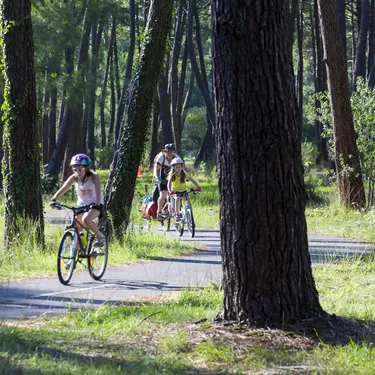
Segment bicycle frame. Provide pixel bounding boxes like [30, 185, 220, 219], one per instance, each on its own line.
[57, 204, 94, 253]
[171, 189, 195, 218]
[55, 203, 108, 285]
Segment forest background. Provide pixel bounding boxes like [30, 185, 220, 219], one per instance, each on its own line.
[4, 0, 375, 209]
[0, 0, 372, 209]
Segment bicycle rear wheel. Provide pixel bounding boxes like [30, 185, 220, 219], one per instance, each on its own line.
[87, 236, 108, 280]
[57, 231, 76, 285]
[186, 209, 195, 237]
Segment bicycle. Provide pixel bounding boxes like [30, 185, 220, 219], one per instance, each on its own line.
[160, 196, 173, 231]
[52, 203, 108, 285]
[170, 188, 198, 237]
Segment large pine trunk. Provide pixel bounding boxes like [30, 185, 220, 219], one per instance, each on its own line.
[211, 0, 323, 326]
[2, 0, 44, 246]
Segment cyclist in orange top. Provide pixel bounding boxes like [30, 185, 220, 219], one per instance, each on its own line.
[167, 157, 200, 222]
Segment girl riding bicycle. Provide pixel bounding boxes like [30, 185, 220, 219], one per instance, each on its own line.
[50, 153, 105, 247]
[167, 157, 200, 222]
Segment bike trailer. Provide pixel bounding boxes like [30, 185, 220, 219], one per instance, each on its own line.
[145, 201, 158, 219]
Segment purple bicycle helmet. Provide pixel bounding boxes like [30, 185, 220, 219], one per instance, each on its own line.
[70, 153, 91, 167]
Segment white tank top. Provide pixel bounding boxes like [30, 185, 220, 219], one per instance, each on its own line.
[75, 175, 104, 206]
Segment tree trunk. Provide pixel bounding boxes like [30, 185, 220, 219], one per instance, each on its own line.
[188, 0, 215, 166]
[289, 0, 298, 44]
[86, 19, 104, 163]
[42, 79, 50, 165]
[114, 0, 136, 148]
[313, 0, 329, 165]
[108, 58, 116, 141]
[113, 29, 121, 102]
[336, 0, 347, 61]
[212, 0, 323, 326]
[296, 4, 304, 132]
[368, 0, 375, 75]
[318, 0, 366, 207]
[104, 0, 173, 236]
[48, 84, 58, 161]
[187, 0, 214, 125]
[62, 9, 91, 181]
[170, 0, 187, 152]
[149, 92, 160, 168]
[176, 37, 189, 144]
[158, 71, 174, 144]
[45, 47, 74, 176]
[353, 0, 369, 90]
[100, 12, 116, 148]
[2, 0, 45, 246]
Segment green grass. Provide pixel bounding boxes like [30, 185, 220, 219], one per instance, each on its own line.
[306, 200, 375, 242]
[0, 224, 195, 281]
[3, 259, 375, 374]
[4, 171, 375, 373]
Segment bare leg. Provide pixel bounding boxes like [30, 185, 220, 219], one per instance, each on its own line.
[82, 209, 103, 238]
[176, 197, 182, 216]
[157, 190, 168, 212]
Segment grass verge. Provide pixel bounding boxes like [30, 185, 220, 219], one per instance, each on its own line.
[2, 257, 375, 374]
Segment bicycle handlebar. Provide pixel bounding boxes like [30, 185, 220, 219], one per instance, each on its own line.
[51, 203, 91, 213]
[169, 188, 200, 196]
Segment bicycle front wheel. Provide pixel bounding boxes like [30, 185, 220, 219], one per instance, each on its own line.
[57, 231, 76, 285]
[87, 236, 108, 280]
[186, 209, 195, 238]
[174, 210, 184, 236]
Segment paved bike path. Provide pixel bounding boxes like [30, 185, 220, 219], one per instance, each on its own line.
[0, 221, 373, 320]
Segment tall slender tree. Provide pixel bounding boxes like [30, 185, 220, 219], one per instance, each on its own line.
[104, 0, 174, 236]
[1, 0, 45, 246]
[318, 0, 366, 207]
[211, 0, 323, 325]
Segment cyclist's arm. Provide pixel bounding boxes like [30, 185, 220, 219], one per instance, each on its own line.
[187, 175, 200, 188]
[167, 178, 172, 193]
[92, 173, 102, 205]
[182, 164, 189, 174]
[154, 162, 161, 179]
[52, 175, 77, 201]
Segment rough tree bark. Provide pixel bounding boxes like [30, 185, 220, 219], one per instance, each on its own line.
[212, 0, 323, 325]
[318, 0, 366, 207]
[1, 0, 45, 246]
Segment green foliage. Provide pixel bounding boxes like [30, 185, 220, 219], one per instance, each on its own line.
[181, 107, 207, 156]
[41, 173, 59, 193]
[306, 78, 375, 184]
[301, 140, 318, 171]
[95, 144, 115, 170]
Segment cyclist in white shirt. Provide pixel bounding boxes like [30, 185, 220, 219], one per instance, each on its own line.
[50, 153, 105, 247]
[153, 143, 186, 221]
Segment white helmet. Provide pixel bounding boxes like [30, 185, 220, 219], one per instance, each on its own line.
[171, 156, 184, 166]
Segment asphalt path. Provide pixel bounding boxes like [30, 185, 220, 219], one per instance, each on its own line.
[0, 211, 373, 321]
